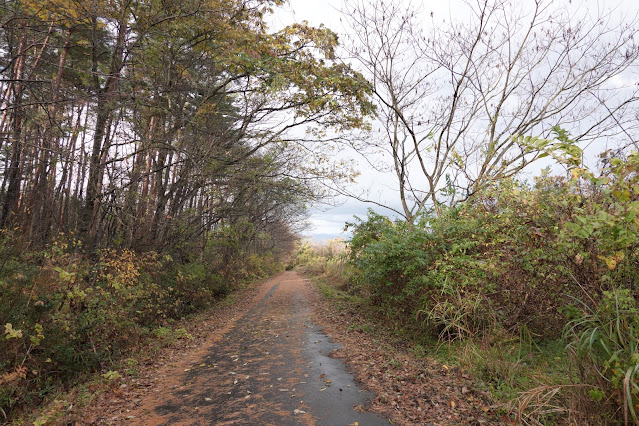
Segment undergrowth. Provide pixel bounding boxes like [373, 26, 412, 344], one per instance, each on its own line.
[0, 232, 283, 422]
[297, 150, 639, 424]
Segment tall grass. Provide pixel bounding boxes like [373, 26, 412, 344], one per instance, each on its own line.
[565, 289, 639, 424]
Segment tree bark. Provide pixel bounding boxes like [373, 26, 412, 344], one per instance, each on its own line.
[1, 26, 28, 228]
[83, 14, 128, 247]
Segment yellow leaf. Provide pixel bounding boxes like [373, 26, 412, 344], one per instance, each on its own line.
[571, 169, 580, 180]
[598, 255, 617, 270]
[4, 323, 23, 340]
[450, 400, 456, 409]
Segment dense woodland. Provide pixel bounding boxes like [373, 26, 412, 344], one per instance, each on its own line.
[0, 0, 372, 420]
[0, 0, 371, 253]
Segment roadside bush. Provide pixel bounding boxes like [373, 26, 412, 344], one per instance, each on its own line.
[340, 150, 639, 421]
[346, 155, 639, 343]
[346, 175, 580, 339]
[291, 240, 354, 290]
[0, 232, 279, 420]
[347, 215, 444, 315]
[559, 151, 639, 423]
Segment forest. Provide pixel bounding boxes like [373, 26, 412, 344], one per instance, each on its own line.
[1, 0, 639, 424]
[0, 0, 372, 420]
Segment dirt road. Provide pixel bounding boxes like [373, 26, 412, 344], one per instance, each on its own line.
[128, 271, 388, 425]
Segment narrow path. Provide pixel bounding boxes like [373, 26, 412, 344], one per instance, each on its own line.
[129, 271, 388, 425]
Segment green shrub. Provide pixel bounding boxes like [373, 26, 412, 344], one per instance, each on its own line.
[152, 326, 193, 342]
[345, 178, 579, 339]
[340, 151, 639, 421]
[345, 159, 639, 341]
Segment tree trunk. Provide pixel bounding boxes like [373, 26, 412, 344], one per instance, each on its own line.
[83, 15, 128, 247]
[1, 26, 28, 228]
[32, 28, 72, 241]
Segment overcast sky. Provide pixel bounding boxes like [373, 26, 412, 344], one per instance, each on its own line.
[270, 0, 639, 242]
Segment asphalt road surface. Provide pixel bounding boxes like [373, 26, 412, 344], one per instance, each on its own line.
[129, 271, 389, 425]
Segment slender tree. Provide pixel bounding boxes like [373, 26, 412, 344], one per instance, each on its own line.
[340, 0, 639, 224]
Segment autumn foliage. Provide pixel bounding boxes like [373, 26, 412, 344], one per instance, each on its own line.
[0, 0, 374, 421]
[297, 151, 639, 423]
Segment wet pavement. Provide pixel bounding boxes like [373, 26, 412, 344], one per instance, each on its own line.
[130, 271, 389, 425]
